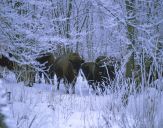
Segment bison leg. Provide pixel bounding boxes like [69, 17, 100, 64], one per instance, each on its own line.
[63, 79, 70, 94]
[38, 72, 42, 83]
[66, 86, 69, 94]
[99, 84, 107, 94]
[57, 77, 61, 90]
[71, 84, 75, 94]
[71, 78, 76, 94]
[88, 81, 96, 90]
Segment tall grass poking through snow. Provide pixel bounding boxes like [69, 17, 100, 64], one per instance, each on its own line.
[1, 62, 163, 128]
[102, 60, 163, 128]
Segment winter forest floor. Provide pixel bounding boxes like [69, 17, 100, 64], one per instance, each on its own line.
[1, 72, 163, 128]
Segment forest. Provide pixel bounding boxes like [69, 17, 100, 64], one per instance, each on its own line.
[0, 0, 163, 128]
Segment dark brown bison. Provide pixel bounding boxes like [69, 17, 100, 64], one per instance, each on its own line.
[81, 62, 101, 90]
[96, 56, 120, 68]
[0, 54, 14, 71]
[54, 53, 84, 94]
[95, 56, 116, 84]
[0, 54, 14, 78]
[95, 56, 109, 65]
[81, 56, 116, 93]
[95, 56, 116, 92]
[36, 52, 56, 84]
[0, 54, 35, 86]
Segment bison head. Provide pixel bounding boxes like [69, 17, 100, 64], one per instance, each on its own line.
[68, 53, 84, 72]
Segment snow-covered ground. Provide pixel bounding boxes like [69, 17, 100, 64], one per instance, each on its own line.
[1, 73, 108, 128]
[1, 72, 163, 128]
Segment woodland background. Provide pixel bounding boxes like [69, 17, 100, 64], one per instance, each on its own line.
[0, 0, 163, 128]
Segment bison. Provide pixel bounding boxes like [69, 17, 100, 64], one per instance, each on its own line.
[81, 56, 116, 93]
[0, 54, 35, 87]
[96, 56, 116, 92]
[0, 54, 14, 78]
[95, 56, 116, 84]
[81, 62, 101, 91]
[36, 52, 56, 84]
[0, 54, 14, 71]
[54, 53, 84, 94]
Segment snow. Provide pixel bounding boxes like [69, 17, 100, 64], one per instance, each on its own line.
[1, 73, 107, 128]
[1, 72, 163, 128]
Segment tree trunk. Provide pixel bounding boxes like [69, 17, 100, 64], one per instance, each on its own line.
[125, 0, 137, 78]
[66, 0, 72, 39]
